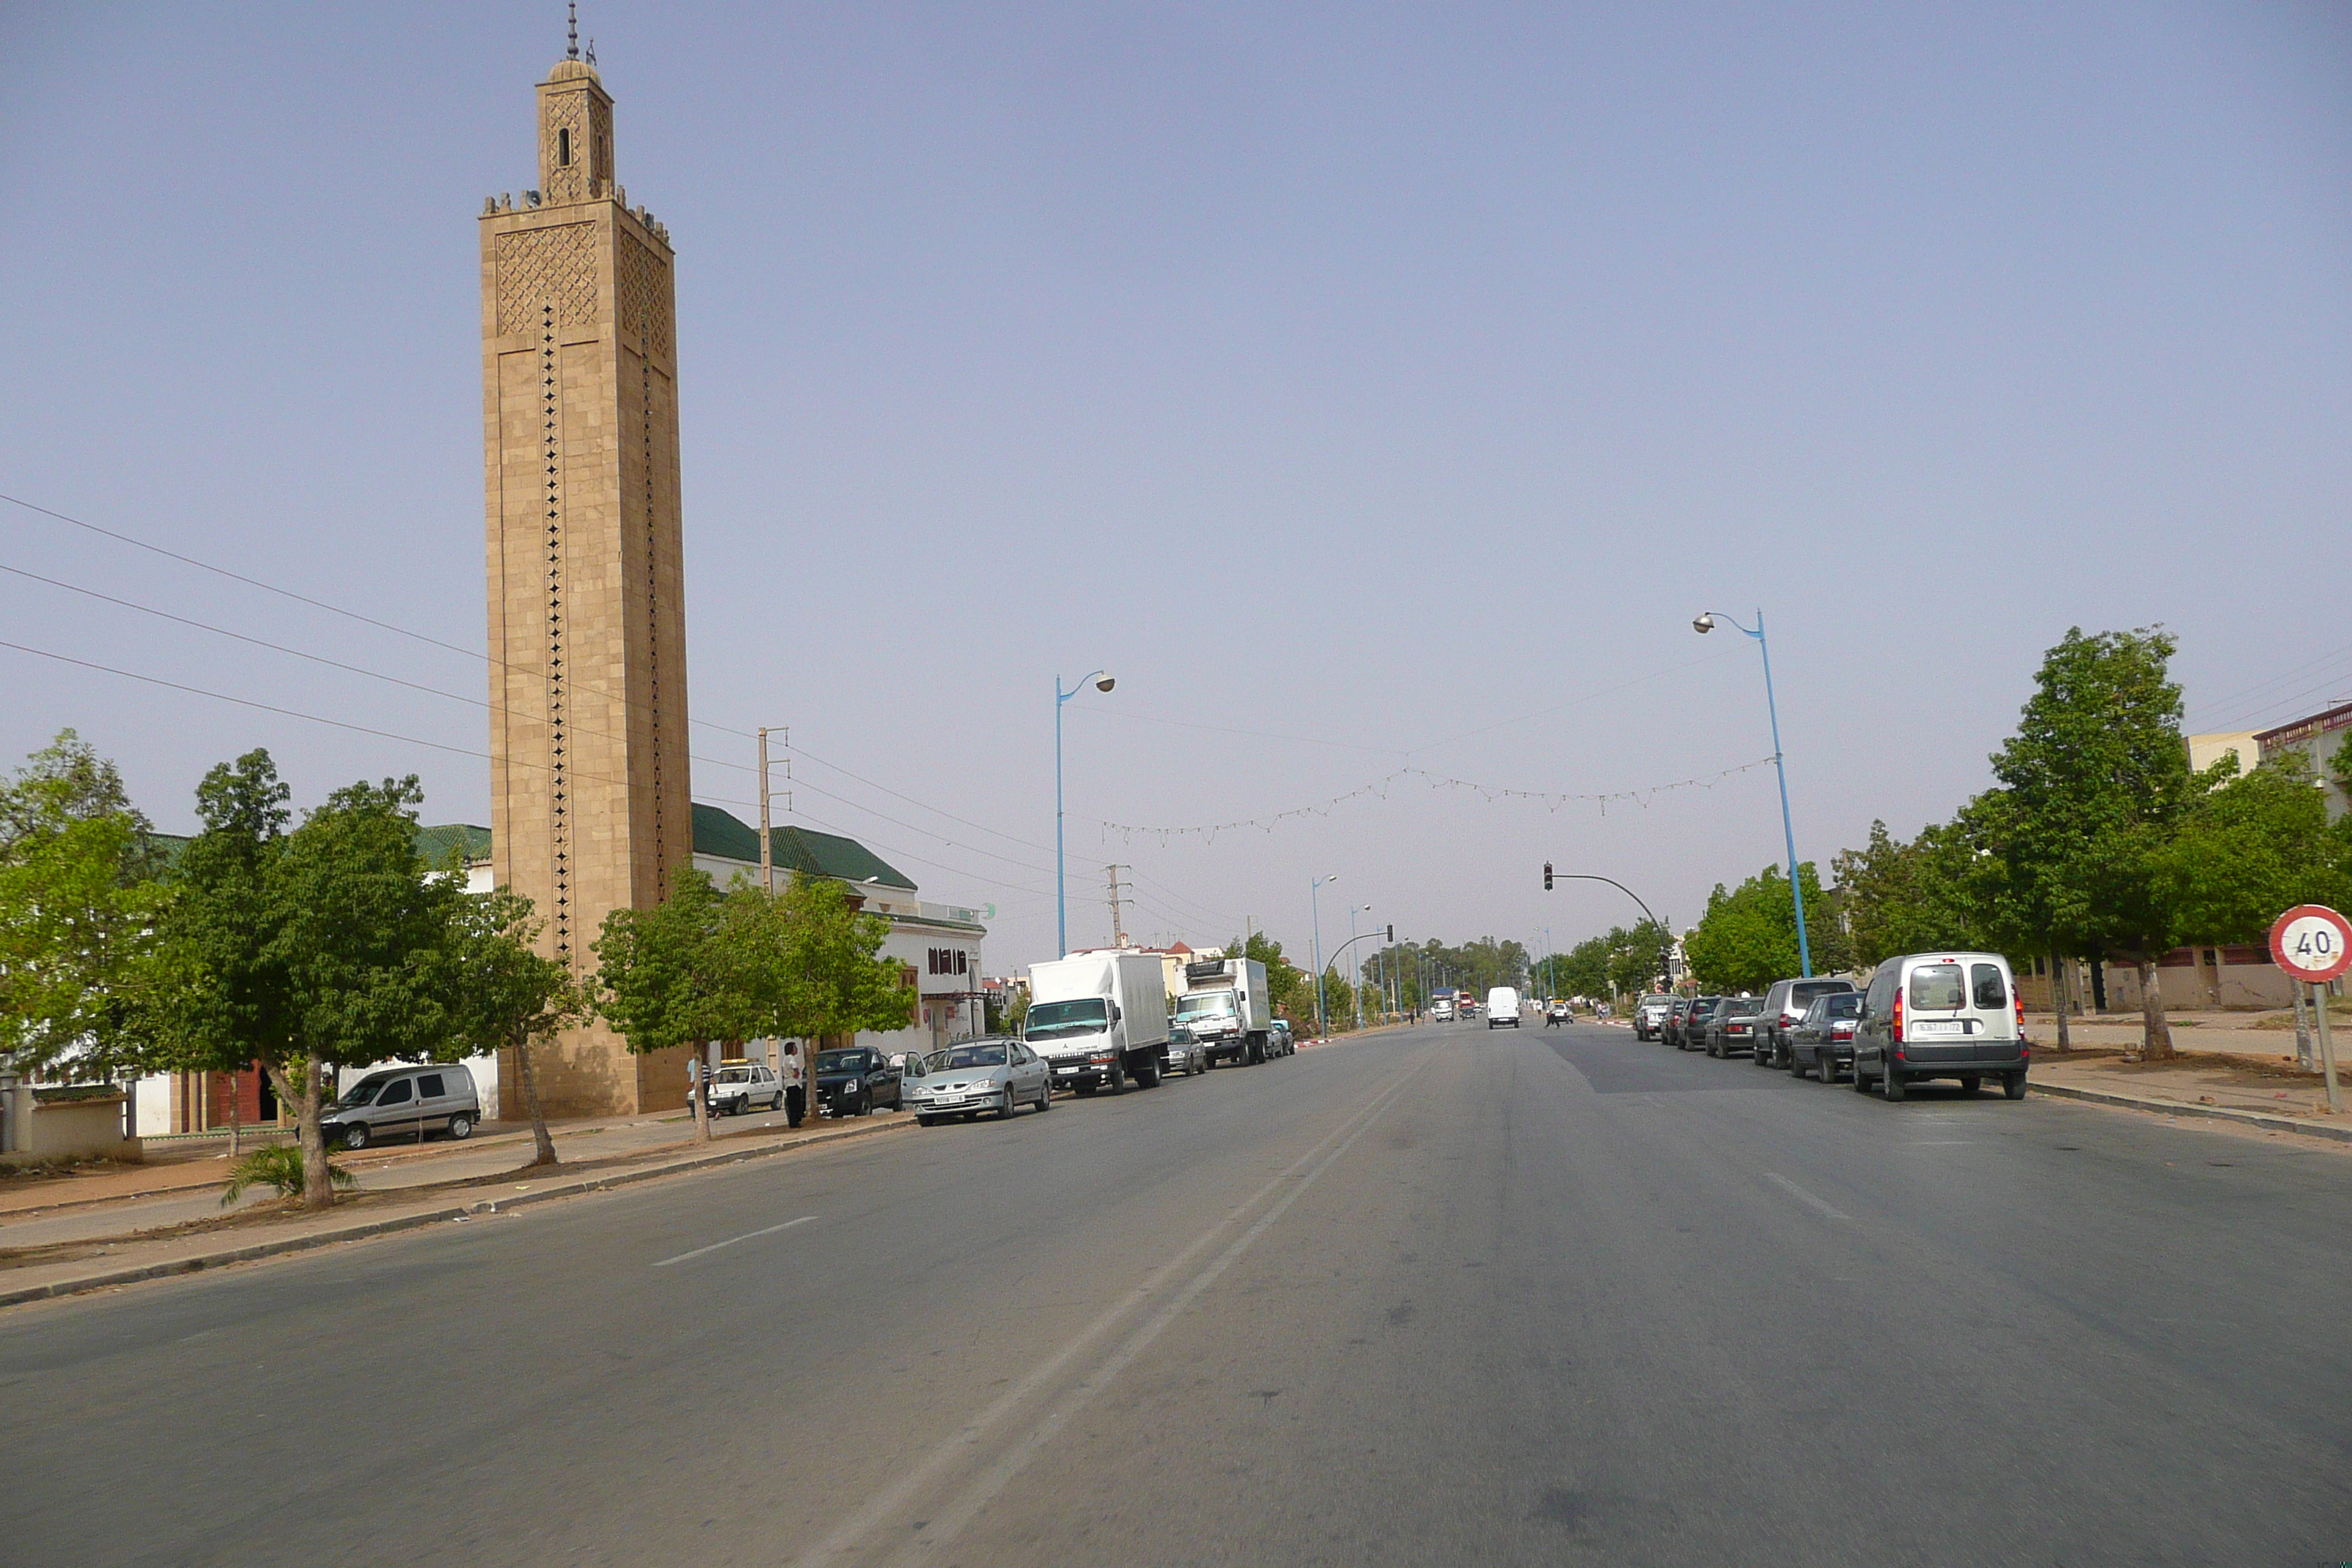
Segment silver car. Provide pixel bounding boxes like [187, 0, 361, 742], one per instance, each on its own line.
[1162, 1028, 1210, 1077]
[323, 1064, 480, 1150]
[908, 1039, 1052, 1125]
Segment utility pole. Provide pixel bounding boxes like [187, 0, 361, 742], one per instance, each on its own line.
[1105, 864, 1131, 948]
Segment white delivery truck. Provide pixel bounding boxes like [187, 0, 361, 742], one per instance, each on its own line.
[1174, 957, 1273, 1067]
[1023, 951, 1172, 1096]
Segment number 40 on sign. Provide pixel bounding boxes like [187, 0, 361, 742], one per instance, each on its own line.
[2269, 905, 2352, 984]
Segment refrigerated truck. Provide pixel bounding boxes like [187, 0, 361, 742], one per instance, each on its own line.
[1174, 957, 1272, 1066]
[1022, 951, 1172, 1096]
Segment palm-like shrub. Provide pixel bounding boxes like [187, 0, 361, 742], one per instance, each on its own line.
[219, 1144, 355, 1207]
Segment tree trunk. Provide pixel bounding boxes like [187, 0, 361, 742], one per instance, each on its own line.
[2136, 957, 2174, 1062]
[691, 1054, 712, 1142]
[265, 1058, 335, 1211]
[2051, 954, 2070, 1052]
[227, 1068, 242, 1157]
[516, 1031, 557, 1167]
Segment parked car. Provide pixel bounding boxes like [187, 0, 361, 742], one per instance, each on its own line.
[1706, 995, 1767, 1058]
[707, 1060, 787, 1116]
[1787, 992, 1864, 1082]
[908, 1038, 1050, 1124]
[1754, 976, 1861, 1068]
[1662, 997, 1695, 1049]
[1671, 996, 1724, 1051]
[1546, 1000, 1571, 1025]
[1269, 1019, 1296, 1056]
[1851, 952, 2028, 1101]
[324, 1064, 480, 1150]
[1163, 1025, 1210, 1077]
[815, 1046, 902, 1117]
[1634, 995, 1675, 1041]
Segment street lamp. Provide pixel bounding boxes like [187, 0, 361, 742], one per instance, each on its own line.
[1310, 872, 1338, 1039]
[1055, 670, 1115, 957]
[1349, 904, 1373, 1030]
[1693, 608, 1812, 978]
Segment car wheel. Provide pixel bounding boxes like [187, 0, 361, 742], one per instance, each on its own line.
[1852, 1060, 1872, 1093]
[856, 1090, 872, 1117]
[770, 1093, 784, 1112]
[342, 1122, 371, 1150]
[1788, 1047, 1809, 1079]
[2002, 1070, 2028, 1101]
[1959, 1074, 1982, 1095]
[448, 1112, 474, 1140]
[1882, 1068, 1905, 1102]
[917, 1114, 938, 1128]
[1038, 1079, 1054, 1110]
[998, 1088, 1018, 1120]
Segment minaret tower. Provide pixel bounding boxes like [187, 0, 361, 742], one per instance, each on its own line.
[480, 18, 693, 1115]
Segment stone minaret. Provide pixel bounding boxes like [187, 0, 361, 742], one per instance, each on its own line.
[480, 39, 692, 1116]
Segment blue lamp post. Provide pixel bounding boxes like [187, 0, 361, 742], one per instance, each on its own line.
[1348, 903, 1373, 1030]
[1694, 608, 1812, 977]
[1310, 872, 1338, 1039]
[1055, 670, 1115, 957]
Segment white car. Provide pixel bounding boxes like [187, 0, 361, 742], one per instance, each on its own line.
[707, 1061, 786, 1116]
[909, 1039, 1052, 1124]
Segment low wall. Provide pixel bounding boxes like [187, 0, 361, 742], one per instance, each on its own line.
[2, 1088, 143, 1166]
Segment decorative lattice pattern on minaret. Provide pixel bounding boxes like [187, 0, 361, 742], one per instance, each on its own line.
[496, 225, 599, 335]
[540, 300, 573, 963]
[617, 235, 673, 361]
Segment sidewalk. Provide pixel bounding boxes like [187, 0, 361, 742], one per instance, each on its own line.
[0, 1108, 915, 1308]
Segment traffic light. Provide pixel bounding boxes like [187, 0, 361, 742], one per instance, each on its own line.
[1387, 924, 1395, 943]
[1543, 862, 1553, 892]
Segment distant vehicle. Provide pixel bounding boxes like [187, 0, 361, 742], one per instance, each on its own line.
[1163, 1022, 1210, 1077]
[1545, 1000, 1570, 1026]
[908, 1038, 1051, 1124]
[1633, 994, 1673, 1042]
[1431, 995, 1457, 1022]
[1787, 992, 1864, 1082]
[1268, 1018, 1296, 1056]
[1852, 953, 2027, 1101]
[324, 1064, 479, 1150]
[1754, 976, 1861, 1069]
[1485, 987, 1521, 1028]
[706, 1060, 787, 1116]
[1175, 957, 1273, 1066]
[817, 1047, 902, 1117]
[1025, 951, 1171, 1095]
[1706, 995, 1766, 1058]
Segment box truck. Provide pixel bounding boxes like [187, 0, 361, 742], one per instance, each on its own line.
[1023, 951, 1171, 1096]
[1175, 957, 1273, 1066]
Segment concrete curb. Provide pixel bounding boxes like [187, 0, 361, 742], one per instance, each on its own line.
[0, 1115, 911, 1311]
[2032, 1081, 2352, 1145]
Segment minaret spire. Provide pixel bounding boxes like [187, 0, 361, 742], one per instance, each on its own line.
[566, 3, 580, 61]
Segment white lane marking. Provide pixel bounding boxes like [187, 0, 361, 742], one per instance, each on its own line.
[1767, 1172, 1851, 1221]
[793, 1047, 1437, 1567]
[653, 1214, 815, 1267]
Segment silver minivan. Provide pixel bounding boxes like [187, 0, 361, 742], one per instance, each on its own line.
[323, 1064, 481, 1148]
[1850, 953, 2027, 1101]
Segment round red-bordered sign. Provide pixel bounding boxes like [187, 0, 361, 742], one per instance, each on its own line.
[2269, 905, 2352, 984]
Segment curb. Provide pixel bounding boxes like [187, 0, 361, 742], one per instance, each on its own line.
[2031, 1081, 2352, 1145]
[0, 1115, 911, 1311]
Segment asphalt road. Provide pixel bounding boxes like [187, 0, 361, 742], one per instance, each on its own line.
[3, 1021, 2347, 1566]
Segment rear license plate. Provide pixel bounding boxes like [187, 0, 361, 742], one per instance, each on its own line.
[1911, 1020, 1967, 1036]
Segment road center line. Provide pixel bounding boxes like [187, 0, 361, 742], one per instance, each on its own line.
[1767, 1172, 1852, 1221]
[653, 1214, 815, 1267]
[791, 1046, 1439, 1567]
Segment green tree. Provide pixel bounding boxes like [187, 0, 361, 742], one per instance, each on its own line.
[2160, 756, 2351, 963]
[1832, 819, 1988, 969]
[763, 872, 911, 1047]
[0, 732, 173, 1080]
[154, 755, 466, 1209]
[593, 870, 751, 1140]
[439, 888, 588, 1167]
[1683, 862, 1849, 994]
[1606, 921, 1676, 998]
[1989, 627, 2193, 1058]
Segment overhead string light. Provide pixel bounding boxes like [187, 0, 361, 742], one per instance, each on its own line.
[1096, 756, 1779, 846]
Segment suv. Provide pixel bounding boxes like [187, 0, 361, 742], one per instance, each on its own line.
[816, 1047, 903, 1117]
[1754, 976, 1860, 1068]
[1705, 995, 1767, 1058]
[323, 1065, 480, 1150]
[1851, 953, 2028, 1101]
[707, 1060, 787, 1116]
[1634, 995, 1674, 1041]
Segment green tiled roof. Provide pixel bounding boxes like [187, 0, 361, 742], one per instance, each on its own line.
[415, 823, 492, 867]
[690, 803, 916, 891]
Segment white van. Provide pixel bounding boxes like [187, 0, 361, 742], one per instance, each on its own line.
[1485, 987, 1521, 1028]
[1850, 952, 2027, 1101]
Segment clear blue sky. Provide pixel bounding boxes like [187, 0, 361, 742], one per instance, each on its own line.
[4, 2, 2348, 974]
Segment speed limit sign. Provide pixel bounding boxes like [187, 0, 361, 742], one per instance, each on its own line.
[2269, 905, 2352, 984]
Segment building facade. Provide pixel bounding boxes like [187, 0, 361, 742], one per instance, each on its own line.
[480, 44, 694, 1115]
